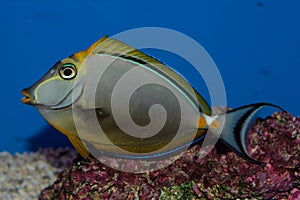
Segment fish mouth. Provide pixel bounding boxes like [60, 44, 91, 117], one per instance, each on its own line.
[21, 89, 34, 104]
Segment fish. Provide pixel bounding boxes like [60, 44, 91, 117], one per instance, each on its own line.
[21, 36, 284, 163]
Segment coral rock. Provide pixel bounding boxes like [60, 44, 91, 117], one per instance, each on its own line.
[39, 112, 300, 199]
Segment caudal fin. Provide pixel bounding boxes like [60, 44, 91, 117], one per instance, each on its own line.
[218, 103, 285, 164]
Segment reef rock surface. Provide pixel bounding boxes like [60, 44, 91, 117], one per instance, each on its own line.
[0, 147, 76, 200]
[39, 112, 300, 200]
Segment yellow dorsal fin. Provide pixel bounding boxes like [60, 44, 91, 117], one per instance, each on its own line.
[72, 36, 109, 62]
[86, 35, 109, 54]
[68, 136, 90, 158]
[83, 36, 211, 114]
[89, 37, 164, 65]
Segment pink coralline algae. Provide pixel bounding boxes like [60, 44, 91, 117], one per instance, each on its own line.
[38, 147, 78, 169]
[39, 111, 300, 200]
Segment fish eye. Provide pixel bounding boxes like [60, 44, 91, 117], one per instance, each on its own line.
[59, 63, 77, 80]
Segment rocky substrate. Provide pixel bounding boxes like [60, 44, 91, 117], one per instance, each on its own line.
[0, 148, 77, 200]
[1, 111, 300, 200]
[39, 111, 300, 199]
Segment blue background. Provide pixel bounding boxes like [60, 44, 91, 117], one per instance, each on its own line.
[1, 0, 299, 153]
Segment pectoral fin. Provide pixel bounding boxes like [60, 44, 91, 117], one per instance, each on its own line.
[68, 136, 90, 158]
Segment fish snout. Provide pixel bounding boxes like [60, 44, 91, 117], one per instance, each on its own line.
[21, 88, 34, 105]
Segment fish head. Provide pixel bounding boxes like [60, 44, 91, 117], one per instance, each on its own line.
[21, 59, 85, 109]
[20, 37, 109, 139]
[20, 36, 108, 109]
[20, 57, 89, 138]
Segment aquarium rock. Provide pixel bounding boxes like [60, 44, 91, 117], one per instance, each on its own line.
[39, 111, 300, 199]
[0, 147, 76, 200]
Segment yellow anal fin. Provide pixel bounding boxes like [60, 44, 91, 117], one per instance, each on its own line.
[68, 136, 90, 158]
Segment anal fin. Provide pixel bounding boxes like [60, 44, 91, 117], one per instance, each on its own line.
[68, 136, 90, 158]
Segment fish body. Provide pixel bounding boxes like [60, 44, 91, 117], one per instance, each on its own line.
[21, 36, 283, 163]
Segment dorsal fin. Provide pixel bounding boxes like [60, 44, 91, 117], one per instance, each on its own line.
[85, 36, 211, 114]
[89, 36, 165, 67]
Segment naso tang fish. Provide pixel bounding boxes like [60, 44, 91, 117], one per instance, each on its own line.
[21, 36, 284, 163]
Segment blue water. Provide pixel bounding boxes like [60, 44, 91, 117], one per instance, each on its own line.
[1, 1, 300, 153]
